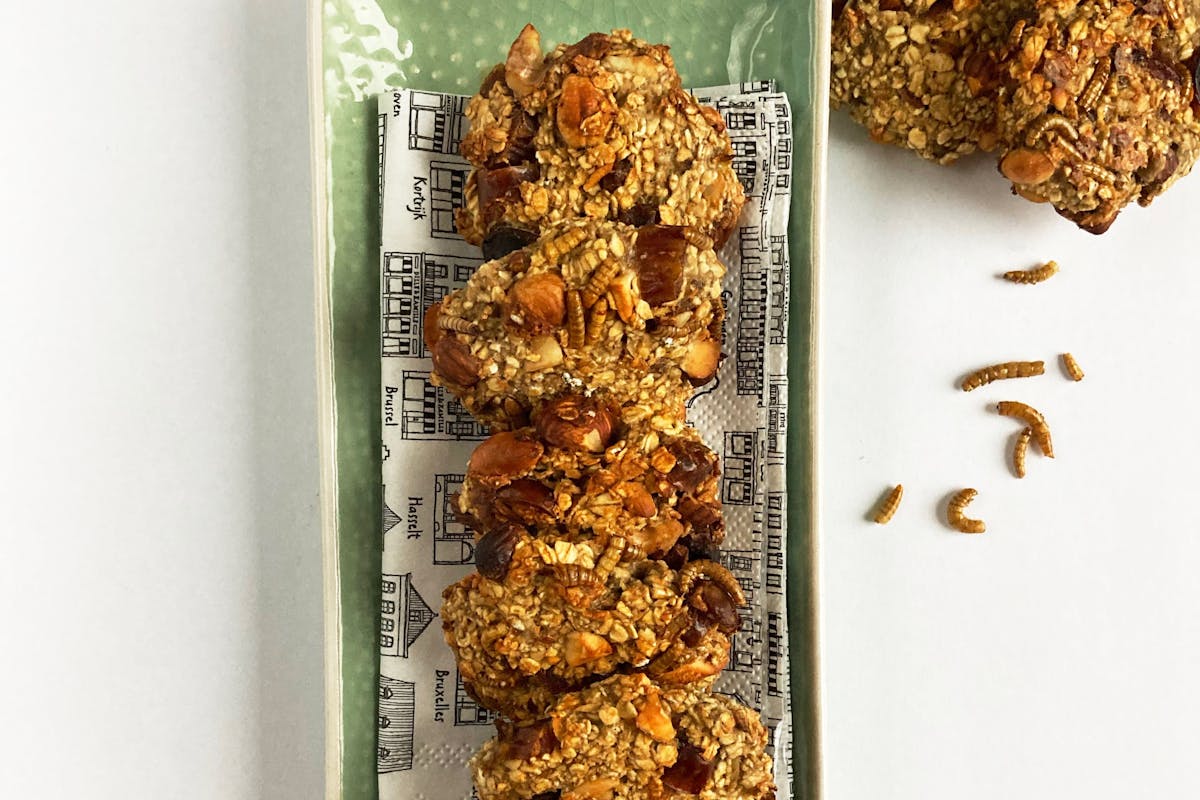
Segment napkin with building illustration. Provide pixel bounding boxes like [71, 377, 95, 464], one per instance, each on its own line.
[376, 82, 794, 800]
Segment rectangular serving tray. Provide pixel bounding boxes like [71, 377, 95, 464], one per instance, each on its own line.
[308, 2, 828, 797]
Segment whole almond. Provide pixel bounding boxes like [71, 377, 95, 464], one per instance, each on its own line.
[467, 431, 543, 483]
[432, 335, 481, 386]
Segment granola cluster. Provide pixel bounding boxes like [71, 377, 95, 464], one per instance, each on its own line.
[455, 26, 745, 258]
[431, 25, 776, 800]
[832, 0, 1200, 232]
[441, 530, 737, 719]
[426, 218, 725, 430]
[457, 409, 725, 560]
[470, 674, 776, 800]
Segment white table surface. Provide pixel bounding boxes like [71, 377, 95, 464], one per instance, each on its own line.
[2, 2, 1198, 798]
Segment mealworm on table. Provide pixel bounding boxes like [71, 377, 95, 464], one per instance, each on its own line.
[1002, 260, 1058, 284]
[872, 484, 903, 525]
[947, 488, 986, 534]
[1013, 426, 1032, 478]
[997, 401, 1054, 458]
[1061, 352, 1084, 381]
[961, 360, 1045, 391]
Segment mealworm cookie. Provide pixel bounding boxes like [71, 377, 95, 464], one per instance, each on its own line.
[470, 673, 777, 800]
[834, 0, 1200, 232]
[426, 219, 725, 429]
[831, 0, 1024, 164]
[995, 0, 1200, 233]
[459, 402, 725, 560]
[441, 531, 742, 719]
[456, 26, 746, 257]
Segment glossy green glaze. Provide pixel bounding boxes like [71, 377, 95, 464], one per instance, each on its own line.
[313, 1, 823, 797]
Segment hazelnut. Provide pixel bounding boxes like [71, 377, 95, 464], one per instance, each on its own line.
[506, 273, 566, 334]
[504, 23, 546, 100]
[527, 334, 564, 371]
[563, 630, 612, 667]
[533, 394, 619, 452]
[431, 336, 481, 386]
[556, 74, 615, 149]
[681, 335, 721, 383]
[467, 431, 543, 483]
[1000, 148, 1057, 185]
[634, 689, 675, 742]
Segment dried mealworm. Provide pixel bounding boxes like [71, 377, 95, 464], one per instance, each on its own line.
[872, 484, 903, 525]
[1079, 53, 1112, 113]
[997, 401, 1054, 458]
[580, 256, 621, 308]
[1013, 426, 1032, 478]
[681, 228, 714, 251]
[1002, 260, 1058, 284]
[586, 298, 609, 344]
[1070, 161, 1115, 184]
[1027, 115, 1080, 146]
[947, 488, 986, 534]
[540, 226, 589, 261]
[961, 360, 1045, 391]
[1061, 352, 1084, 382]
[567, 289, 585, 348]
[437, 313, 478, 334]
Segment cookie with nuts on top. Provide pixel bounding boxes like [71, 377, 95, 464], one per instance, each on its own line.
[455, 25, 745, 260]
[441, 528, 743, 719]
[469, 673, 776, 800]
[993, 0, 1200, 233]
[458, 397, 725, 561]
[833, 0, 1200, 232]
[830, 0, 1024, 164]
[425, 219, 725, 431]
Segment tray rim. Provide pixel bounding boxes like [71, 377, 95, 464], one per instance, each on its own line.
[307, 3, 829, 797]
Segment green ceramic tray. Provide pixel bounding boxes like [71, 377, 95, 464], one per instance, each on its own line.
[309, 2, 828, 797]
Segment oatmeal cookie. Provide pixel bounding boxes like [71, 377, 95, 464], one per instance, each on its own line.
[426, 219, 725, 430]
[994, 0, 1200, 233]
[455, 26, 745, 258]
[470, 673, 776, 800]
[831, 0, 1024, 163]
[441, 532, 742, 719]
[458, 400, 725, 560]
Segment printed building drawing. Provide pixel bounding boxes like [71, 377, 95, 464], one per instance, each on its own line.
[433, 473, 472, 565]
[392, 371, 488, 441]
[721, 430, 760, 505]
[383, 499, 403, 536]
[766, 377, 787, 465]
[764, 491, 786, 596]
[399, 372, 481, 440]
[381, 250, 479, 358]
[377, 676, 416, 773]
[772, 103, 792, 189]
[717, 547, 763, 675]
[768, 234, 789, 346]
[730, 137, 759, 194]
[766, 611, 786, 698]
[454, 668, 496, 726]
[736, 231, 768, 400]
[407, 91, 468, 153]
[380, 572, 437, 659]
[429, 160, 471, 240]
